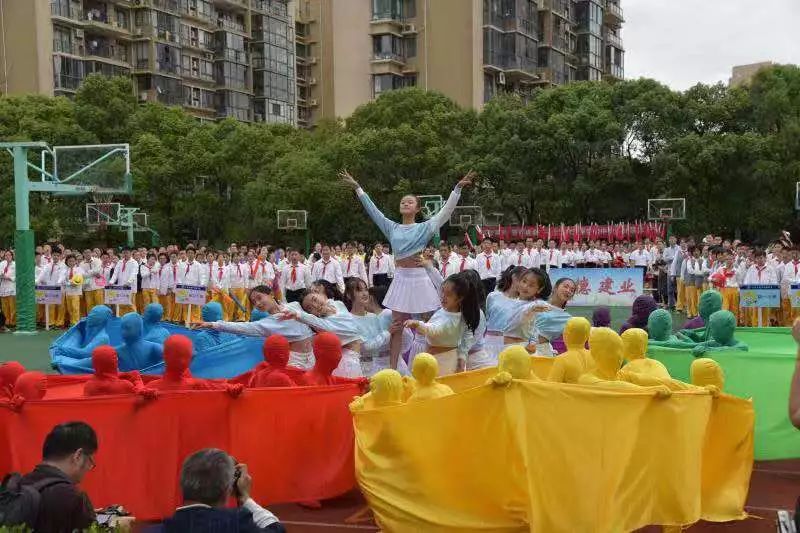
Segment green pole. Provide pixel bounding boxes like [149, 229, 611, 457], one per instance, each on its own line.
[12, 146, 36, 334]
[127, 225, 135, 248]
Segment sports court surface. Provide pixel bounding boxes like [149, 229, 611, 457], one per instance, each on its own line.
[1, 307, 796, 532]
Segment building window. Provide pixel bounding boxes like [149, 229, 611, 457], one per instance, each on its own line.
[404, 74, 417, 87]
[372, 0, 401, 20]
[53, 56, 84, 90]
[53, 26, 73, 54]
[403, 0, 416, 18]
[373, 34, 403, 61]
[271, 102, 282, 115]
[372, 73, 404, 97]
[404, 36, 417, 58]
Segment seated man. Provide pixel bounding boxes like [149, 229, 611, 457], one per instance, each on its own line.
[160, 448, 285, 533]
[10, 422, 98, 533]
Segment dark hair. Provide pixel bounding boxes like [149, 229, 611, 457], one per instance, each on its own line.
[247, 285, 272, 307]
[552, 277, 576, 307]
[497, 266, 527, 293]
[752, 248, 766, 258]
[443, 274, 481, 334]
[522, 267, 552, 300]
[42, 421, 98, 460]
[311, 279, 343, 301]
[458, 269, 486, 312]
[179, 448, 235, 506]
[343, 277, 368, 311]
[158, 253, 168, 260]
[369, 285, 388, 308]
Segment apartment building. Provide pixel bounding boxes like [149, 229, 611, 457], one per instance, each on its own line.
[292, 0, 624, 127]
[0, 0, 297, 124]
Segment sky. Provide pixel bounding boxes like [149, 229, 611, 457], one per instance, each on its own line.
[623, 0, 800, 90]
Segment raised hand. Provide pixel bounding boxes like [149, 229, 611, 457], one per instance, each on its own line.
[458, 170, 476, 188]
[338, 169, 360, 190]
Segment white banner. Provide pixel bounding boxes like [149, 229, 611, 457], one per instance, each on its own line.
[175, 284, 208, 306]
[35, 285, 63, 305]
[104, 285, 133, 306]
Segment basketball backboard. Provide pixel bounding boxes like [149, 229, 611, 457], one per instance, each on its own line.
[450, 206, 483, 228]
[417, 195, 444, 220]
[278, 210, 308, 230]
[33, 144, 132, 195]
[647, 198, 686, 221]
[86, 203, 122, 227]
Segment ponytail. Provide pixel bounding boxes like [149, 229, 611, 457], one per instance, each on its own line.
[497, 265, 526, 293]
[445, 274, 481, 334]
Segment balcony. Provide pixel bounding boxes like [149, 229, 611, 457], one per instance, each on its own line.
[213, 0, 249, 12]
[83, 11, 132, 38]
[156, 59, 181, 76]
[218, 48, 249, 64]
[534, 66, 568, 85]
[483, 51, 537, 78]
[604, 63, 624, 80]
[371, 51, 405, 65]
[139, 88, 183, 106]
[182, 68, 215, 83]
[604, 32, 623, 49]
[53, 40, 83, 56]
[155, 27, 180, 43]
[605, 1, 624, 25]
[51, 4, 84, 24]
[539, 0, 571, 20]
[150, 0, 180, 13]
[85, 42, 130, 64]
[484, 15, 538, 39]
[217, 19, 248, 34]
[180, 5, 215, 26]
[54, 74, 84, 92]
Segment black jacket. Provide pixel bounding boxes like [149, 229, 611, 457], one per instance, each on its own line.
[20, 464, 95, 533]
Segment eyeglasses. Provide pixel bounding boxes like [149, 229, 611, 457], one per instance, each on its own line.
[83, 452, 96, 470]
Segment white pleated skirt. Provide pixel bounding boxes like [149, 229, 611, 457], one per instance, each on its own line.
[369, 355, 410, 377]
[332, 348, 363, 378]
[466, 348, 494, 371]
[384, 267, 441, 315]
[288, 351, 315, 371]
[407, 335, 458, 377]
[484, 334, 505, 361]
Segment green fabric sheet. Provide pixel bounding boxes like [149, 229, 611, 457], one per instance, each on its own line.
[649, 327, 800, 460]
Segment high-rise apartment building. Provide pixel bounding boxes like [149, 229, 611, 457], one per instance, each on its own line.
[293, 0, 624, 127]
[0, 0, 297, 124]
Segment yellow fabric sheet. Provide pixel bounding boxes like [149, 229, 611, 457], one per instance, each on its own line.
[439, 356, 554, 393]
[353, 380, 753, 532]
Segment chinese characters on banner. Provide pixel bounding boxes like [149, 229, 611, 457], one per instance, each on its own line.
[175, 284, 209, 306]
[35, 285, 63, 305]
[548, 268, 644, 306]
[739, 285, 781, 309]
[104, 285, 133, 306]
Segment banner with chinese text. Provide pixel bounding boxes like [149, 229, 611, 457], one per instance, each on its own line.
[175, 284, 209, 306]
[104, 285, 133, 306]
[739, 285, 781, 309]
[35, 285, 63, 305]
[791, 284, 800, 308]
[548, 268, 643, 306]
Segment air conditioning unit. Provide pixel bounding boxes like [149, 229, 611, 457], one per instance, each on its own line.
[309, 99, 318, 106]
[75, 29, 85, 38]
[133, 27, 144, 36]
[498, 72, 506, 85]
[204, 52, 214, 60]
[402, 23, 417, 33]
[309, 77, 317, 85]
[308, 56, 317, 64]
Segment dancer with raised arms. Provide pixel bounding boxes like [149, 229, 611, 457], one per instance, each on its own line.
[339, 169, 475, 370]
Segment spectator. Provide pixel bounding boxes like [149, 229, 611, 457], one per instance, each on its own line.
[17, 421, 98, 532]
[161, 448, 285, 533]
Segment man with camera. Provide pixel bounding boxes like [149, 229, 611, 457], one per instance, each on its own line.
[160, 448, 285, 532]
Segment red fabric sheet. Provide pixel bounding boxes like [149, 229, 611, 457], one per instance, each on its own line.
[0, 376, 359, 521]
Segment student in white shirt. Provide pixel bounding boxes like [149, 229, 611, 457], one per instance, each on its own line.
[80, 249, 104, 313]
[208, 252, 234, 321]
[280, 250, 313, 304]
[0, 250, 16, 328]
[437, 242, 459, 278]
[108, 248, 139, 316]
[229, 252, 250, 321]
[176, 247, 208, 323]
[369, 243, 393, 288]
[781, 248, 800, 326]
[312, 245, 345, 294]
[341, 242, 368, 285]
[157, 252, 177, 322]
[542, 240, 560, 272]
[37, 250, 67, 327]
[474, 237, 502, 294]
[454, 244, 476, 273]
[63, 253, 85, 327]
[742, 249, 779, 327]
[140, 253, 160, 310]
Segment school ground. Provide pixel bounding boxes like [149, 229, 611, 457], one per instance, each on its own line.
[0, 307, 796, 533]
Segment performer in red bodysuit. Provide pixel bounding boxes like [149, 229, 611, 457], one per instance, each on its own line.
[14, 371, 48, 400]
[0, 361, 25, 398]
[251, 335, 296, 388]
[297, 332, 343, 386]
[147, 334, 244, 396]
[84, 345, 146, 396]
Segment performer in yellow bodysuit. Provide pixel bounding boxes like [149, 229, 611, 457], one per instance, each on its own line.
[547, 317, 592, 383]
[408, 353, 454, 402]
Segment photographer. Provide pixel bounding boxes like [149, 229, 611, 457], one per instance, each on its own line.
[161, 448, 285, 533]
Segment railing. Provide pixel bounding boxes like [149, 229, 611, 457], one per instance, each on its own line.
[180, 5, 214, 22]
[180, 35, 215, 50]
[605, 63, 624, 79]
[484, 51, 537, 73]
[217, 0, 249, 9]
[552, 34, 570, 52]
[51, 3, 82, 19]
[485, 15, 538, 38]
[54, 74, 83, 90]
[156, 60, 180, 75]
[182, 68, 215, 82]
[152, 0, 180, 13]
[541, 0, 571, 19]
[156, 27, 180, 42]
[219, 48, 249, 63]
[53, 40, 82, 55]
[372, 51, 405, 63]
[156, 91, 183, 106]
[85, 43, 130, 63]
[605, 32, 623, 49]
[605, 1, 623, 20]
[217, 106, 251, 121]
[217, 18, 247, 33]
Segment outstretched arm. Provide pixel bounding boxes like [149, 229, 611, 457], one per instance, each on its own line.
[340, 170, 395, 239]
[791, 319, 800, 429]
[429, 170, 475, 229]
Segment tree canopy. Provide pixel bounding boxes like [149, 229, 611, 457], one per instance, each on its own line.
[1, 65, 799, 248]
